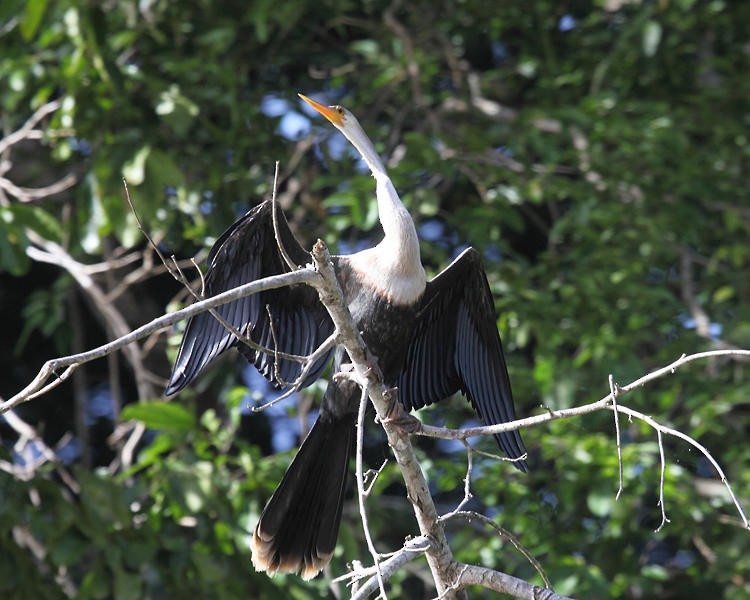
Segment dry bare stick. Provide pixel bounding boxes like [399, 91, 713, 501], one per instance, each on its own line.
[363, 460, 388, 496]
[0, 173, 77, 203]
[441, 511, 552, 590]
[270, 160, 300, 272]
[0, 99, 62, 155]
[654, 427, 671, 533]
[437, 440, 544, 585]
[606, 401, 744, 530]
[1, 268, 316, 415]
[25, 234, 154, 402]
[455, 441, 474, 513]
[450, 562, 571, 600]
[609, 374, 624, 500]
[437, 441, 549, 586]
[264, 304, 293, 388]
[340, 536, 432, 600]
[309, 240, 460, 598]
[0, 99, 78, 205]
[2, 409, 80, 493]
[353, 379, 387, 599]
[418, 349, 750, 530]
[250, 332, 338, 413]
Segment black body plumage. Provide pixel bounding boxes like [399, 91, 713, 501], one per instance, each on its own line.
[165, 199, 526, 579]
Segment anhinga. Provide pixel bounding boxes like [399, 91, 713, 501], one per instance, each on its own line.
[165, 94, 526, 580]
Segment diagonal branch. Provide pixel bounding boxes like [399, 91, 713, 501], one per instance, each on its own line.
[417, 349, 750, 530]
[1, 268, 316, 414]
[0, 99, 62, 155]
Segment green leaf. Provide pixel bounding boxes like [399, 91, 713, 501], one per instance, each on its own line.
[0, 209, 29, 275]
[9, 203, 63, 242]
[587, 488, 614, 517]
[20, 0, 49, 41]
[113, 567, 143, 600]
[121, 401, 196, 434]
[122, 145, 151, 186]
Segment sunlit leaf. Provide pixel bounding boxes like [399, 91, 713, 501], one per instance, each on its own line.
[121, 401, 196, 434]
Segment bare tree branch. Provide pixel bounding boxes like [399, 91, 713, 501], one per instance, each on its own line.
[0, 99, 78, 205]
[441, 511, 551, 590]
[0, 99, 62, 155]
[609, 374, 624, 500]
[0, 173, 77, 202]
[417, 350, 750, 441]
[1, 267, 316, 414]
[449, 562, 572, 600]
[25, 234, 155, 401]
[339, 536, 431, 600]
[354, 378, 387, 598]
[418, 349, 750, 530]
[308, 239, 464, 598]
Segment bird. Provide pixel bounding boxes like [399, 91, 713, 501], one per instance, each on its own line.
[165, 93, 527, 580]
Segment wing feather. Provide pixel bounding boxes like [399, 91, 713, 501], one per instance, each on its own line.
[166, 200, 334, 395]
[397, 248, 527, 471]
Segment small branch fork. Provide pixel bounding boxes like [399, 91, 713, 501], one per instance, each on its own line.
[418, 352, 750, 531]
[0, 99, 77, 205]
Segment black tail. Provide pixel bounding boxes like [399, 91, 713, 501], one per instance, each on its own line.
[251, 411, 355, 580]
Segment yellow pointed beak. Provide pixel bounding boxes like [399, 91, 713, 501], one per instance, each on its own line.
[298, 93, 344, 127]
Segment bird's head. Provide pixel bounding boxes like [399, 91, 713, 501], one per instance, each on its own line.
[298, 93, 354, 130]
[298, 93, 385, 175]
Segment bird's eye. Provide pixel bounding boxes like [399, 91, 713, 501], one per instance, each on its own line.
[334, 106, 344, 114]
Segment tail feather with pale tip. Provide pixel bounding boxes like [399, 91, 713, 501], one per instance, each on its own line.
[251, 412, 354, 580]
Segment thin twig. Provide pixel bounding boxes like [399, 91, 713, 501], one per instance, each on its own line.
[265, 304, 292, 388]
[364, 460, 389, 496]
[452, 440, 474, 513]
[418, 349, 750, 530]
[654, 427, 671, 533]
[355, 380, 387, 599]
[271, 161, 300, 272]
[609, 374, 624, 500]
[123, 178, 177, 278]
[338, 536, 431, 600]
[250, 332, 338, 412]
[441, 510, 552, 589]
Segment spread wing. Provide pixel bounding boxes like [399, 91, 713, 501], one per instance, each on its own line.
[165, 200, 334, 395]
[397, 248, 527, 470]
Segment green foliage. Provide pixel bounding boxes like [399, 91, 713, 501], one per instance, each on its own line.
[2, 0, 750, 598]
[0, 403, 329, 599]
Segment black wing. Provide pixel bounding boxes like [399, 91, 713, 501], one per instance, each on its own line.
[165, 200, 334, 395]
[397, 248, 527, 471]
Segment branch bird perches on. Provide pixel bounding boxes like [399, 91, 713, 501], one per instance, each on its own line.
[165, 94, 527, 579]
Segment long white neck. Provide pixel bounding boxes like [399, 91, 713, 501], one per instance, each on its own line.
[345, 127, 426, 304]
[373, 173, 422, 273]
[350, 133, 420, 267]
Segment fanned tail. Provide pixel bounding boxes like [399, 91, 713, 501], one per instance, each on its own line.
[251, 411, 355, 580]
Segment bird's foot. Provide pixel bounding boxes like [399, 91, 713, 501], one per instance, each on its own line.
[379, 389, 422, 433]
